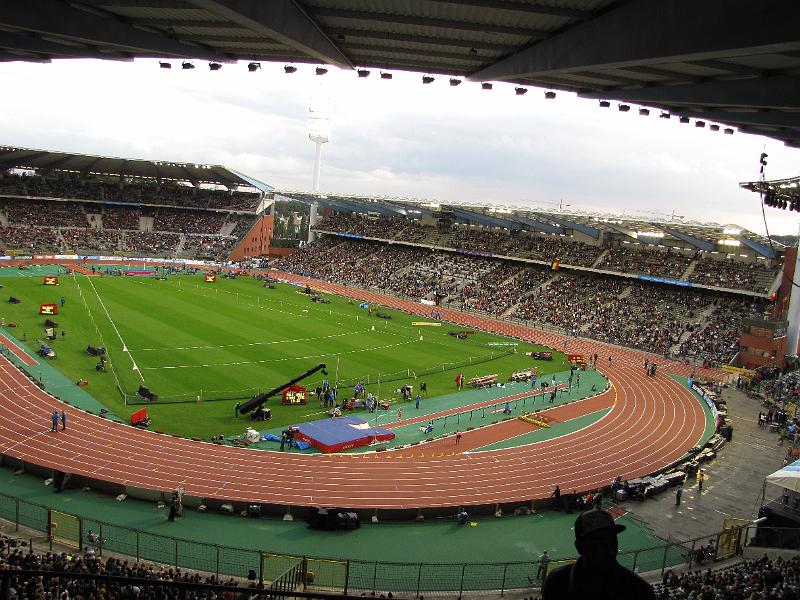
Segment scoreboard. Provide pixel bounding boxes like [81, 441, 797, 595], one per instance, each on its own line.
[281, 385, 308, 405]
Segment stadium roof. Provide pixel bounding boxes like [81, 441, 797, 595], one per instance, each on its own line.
[279, 189, 783, 256]
[0, 145, 271, 190]
[1, 1, 799, 147]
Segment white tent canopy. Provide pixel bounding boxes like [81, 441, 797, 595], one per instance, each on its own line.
[766, 463, 800, 493]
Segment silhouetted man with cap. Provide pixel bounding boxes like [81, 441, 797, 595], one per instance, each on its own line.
[542, 509, 655, 600]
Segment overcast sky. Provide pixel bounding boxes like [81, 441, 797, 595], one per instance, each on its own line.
[1, 58, 798, 235]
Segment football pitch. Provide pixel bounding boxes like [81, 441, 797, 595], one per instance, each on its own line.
[0, 271, 568, 438]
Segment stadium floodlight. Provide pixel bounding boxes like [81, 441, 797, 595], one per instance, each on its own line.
[284, 65, 297, 74]
[481, 82, 493, 90]
[679, 116, 690, 123]
[159, 61, 171, 69]
[380, 71, 392, 80]
[422, 75, 435, 84]
[659, 112, 670, 119]
[638, 108, 649, 116]
[449, 78, 462, 87]
[209, 62, 222, 71]
[695, 120, 705, 128]
[247, 62, 261, 72]
[316, 66, 328, 76]
[357, 69, 370, 78]
[181, 61, 195, 70]
[544, 91, 556, 99]
[724, 127, 734, 135]
[599, 100, 610, 107]
[308, 96, 331, 193]
[515, 87, 527, 96]
[710, 124, 720, 131]
[618, 104, 630, 112]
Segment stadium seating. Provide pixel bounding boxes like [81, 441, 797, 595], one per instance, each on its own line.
[314, 214, 780, 292]
[654, 554, 800, 599]
[276, 237, 771, 365]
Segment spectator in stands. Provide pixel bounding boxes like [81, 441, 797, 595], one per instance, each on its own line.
[543, 509, 655, 599]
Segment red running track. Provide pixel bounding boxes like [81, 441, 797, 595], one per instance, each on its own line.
[0, 271, 721, 511]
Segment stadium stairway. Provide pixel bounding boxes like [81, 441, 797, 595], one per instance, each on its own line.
[668, 302, 718, 355]
[175, 234, 187, 254]
[501, 272, 562, 318]
[680, 259, 699, 281]
[590, 248, 609, 269]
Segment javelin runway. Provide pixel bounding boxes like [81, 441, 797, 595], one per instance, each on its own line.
[0, 271, 718, 511]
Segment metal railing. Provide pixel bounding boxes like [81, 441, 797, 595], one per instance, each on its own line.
[5, 491, 795, 597]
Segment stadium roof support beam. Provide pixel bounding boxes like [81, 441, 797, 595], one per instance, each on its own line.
[185, 0, 352, 68]
[534, 213, 600, 239]
[511, 216, 563, 236]
[663, 228, 715, 252]
[0, 0, 227, 61]
[424, 0, 592, 20]
[312, 7, 546, 39]
[578, 75, 800, 111]
[452, 208, 521, 231]
[738, 236, 776, 260]
[468, 0, 800, 82]
[0, 31, 132, 60]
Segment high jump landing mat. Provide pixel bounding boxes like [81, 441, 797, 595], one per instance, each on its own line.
[293, 416, 395, 453]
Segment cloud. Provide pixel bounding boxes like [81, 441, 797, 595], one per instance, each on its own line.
[0, 58, 798, 234]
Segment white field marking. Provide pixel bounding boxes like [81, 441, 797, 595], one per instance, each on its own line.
[139, 338, 418, 370]
[0, 430, 48, 454]
[85, 276, 145, 382]
[135, 328, 371, 352]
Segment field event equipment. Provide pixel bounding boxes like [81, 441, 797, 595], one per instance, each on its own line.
[86, 345, 106, 357]
[138, 385, 159, 402]
[293, 416, 395, 453]
[237, 363, 327, 415]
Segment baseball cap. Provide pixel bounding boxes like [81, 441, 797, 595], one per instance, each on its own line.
[574, 509, 626, 540]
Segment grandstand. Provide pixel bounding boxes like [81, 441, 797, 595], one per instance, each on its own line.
[0, 146, 270, 261]
[0, 145, 785, 366]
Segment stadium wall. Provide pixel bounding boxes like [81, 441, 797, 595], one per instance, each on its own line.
[228, 215, 274, 261]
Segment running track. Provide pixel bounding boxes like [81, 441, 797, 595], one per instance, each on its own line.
[0, 270, 723, 511]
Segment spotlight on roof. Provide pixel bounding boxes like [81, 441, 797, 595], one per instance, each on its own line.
[638, 108, 649, 116]
[695, 120, 705, 128]
[679, 116, 690, 124]
[709, 124, 720, 131]
[316, 66, 328, 76]
[449, 78, 462, 87]
[599, 100, 610, 108]
[380, 71, 392, 80]
[724, 127, 734, 135]
[544, 91, 556, 99]
[422, 75, 435, 84]
[284, 65, 297, 74]
[357, 69, 370, 78]
[618, 104, 630, 112]
[659, 112, 670, 119]
[181, 62, 195, 70]
[159, 61, 171, 69]
[515, 87, 527, 96]
[247, 62, 261, 72]
[209, 62, 222, 71]
[481, 82, 493, 90]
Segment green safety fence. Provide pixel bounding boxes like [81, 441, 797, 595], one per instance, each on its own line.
[0, 490, 773, 596]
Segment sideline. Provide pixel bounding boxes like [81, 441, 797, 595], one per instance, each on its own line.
[82, 275, 145, 382]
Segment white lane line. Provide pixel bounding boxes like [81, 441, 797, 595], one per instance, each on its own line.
[84, 276, 145, 382]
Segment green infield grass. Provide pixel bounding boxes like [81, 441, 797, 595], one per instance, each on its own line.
[0, 272, 569, 438]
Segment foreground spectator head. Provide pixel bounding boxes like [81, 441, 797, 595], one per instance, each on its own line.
[542, 509, 655, 599]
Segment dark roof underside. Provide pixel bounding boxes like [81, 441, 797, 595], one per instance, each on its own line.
[0, 145, 267, 188]
[1, 0, 799, 147]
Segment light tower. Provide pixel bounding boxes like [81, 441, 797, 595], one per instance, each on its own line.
[308, 97, 330, 192]
[307, 96, 330, 244]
